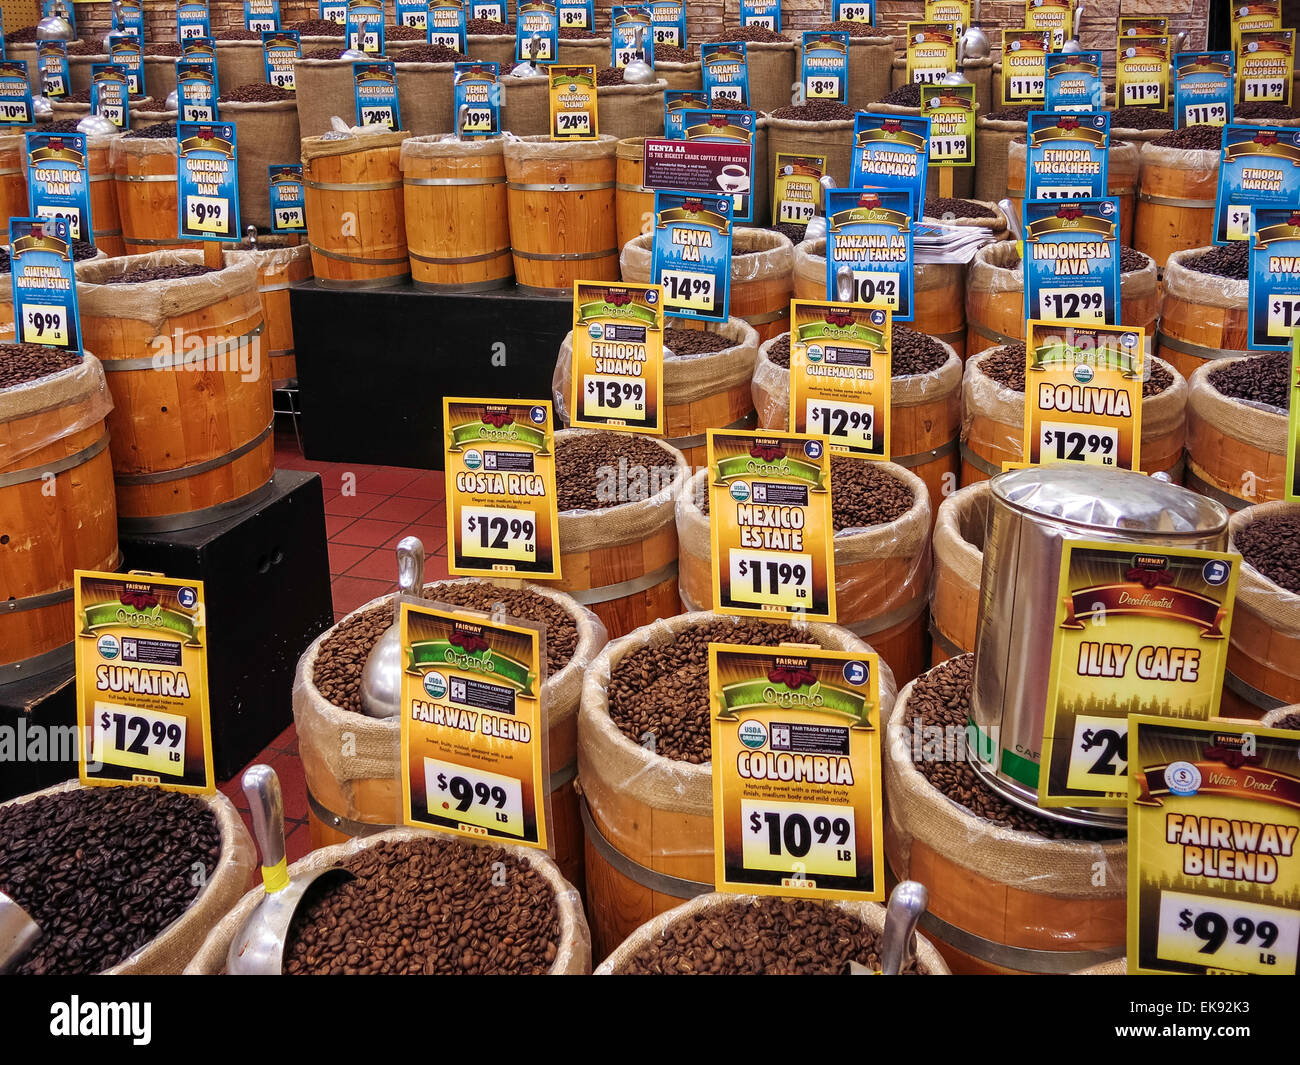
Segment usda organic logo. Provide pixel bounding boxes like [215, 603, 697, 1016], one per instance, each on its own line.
[97, 634, 120, 660]
[1073, 363, 1095, 384]
[730, 479, 751, 501]
[464, 449, 483, 470]
[738, 720, 767, 749]
[424, 671, 448, 699]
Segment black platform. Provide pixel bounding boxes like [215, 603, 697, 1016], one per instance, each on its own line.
[290, 281, 571, 469]
[0, 666, 78, 802]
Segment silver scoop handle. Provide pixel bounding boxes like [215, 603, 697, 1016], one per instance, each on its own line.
[881, 880, 928, 975]
[243, 764, 287, 892]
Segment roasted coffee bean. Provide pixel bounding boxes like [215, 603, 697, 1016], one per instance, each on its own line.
[664, 326, 732, 356]
[596, 66, 625, 86]
[558, 26, 601, 39]
[979, 342, 1171, 398]
[68, 40, 108, 56]
[58, 88, 146, 104]
[0, 785, 221, 975]
[1149, 124, 1224, 149]
[1275, 711, 1300, 730]
[123, 121, 177, 139]
[653, 44, 695, 62]
[1208, 350, 1290, 409]
[0, 343, 81, 389]
[880, 82, 921, 107]
[396, 43, 465, 63]
[35, 118, 87, 132]
[216, 27, 262, 40]
[146, 41, 184, 56]
[723, 25, 790, 42]
[925, 196, 992, 220]
[385, 23, 427, 39]
[131, 97, 173, 112]
[421, 582, 579, 674]
[1185, 240, 1248, 279]
[5, 25, 41, 41]
[766, 334, 793, 368]
[1108, 105, 1175, 130]
[1235, 512, 1300, 595]
[282, 837, 561, 975]
[467, 17, 512, 34]
[288, 17, 347, 35]
[768, 100, 857, 121]
[302, 46, 348, 60]
[830, 456, 913, 527]
[313, 603, 393, 714]
[825, 19, 893, 37]
[0, 239, 96, 273]
[102, 263, 216, 284]
[555, 431, 677, 511]
[769, 221, 807, 244]
[909, 656, 1123, 840]
[219, 81, 295, 103]
[608, 618, 805, 760]
[983, 105, 1031, 122]
[618, 896, 920, 974]
[1236, 102, 1300, 120]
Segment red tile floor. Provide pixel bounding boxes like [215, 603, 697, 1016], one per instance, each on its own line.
[217, 426, 451, 862]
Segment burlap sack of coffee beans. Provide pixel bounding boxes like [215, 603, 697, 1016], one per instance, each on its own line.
[217, 95, 300, 229]
[501, 72, 550, 137]
[186, 827, 591, 974]
[974, 114, 1027, 204]
[596, 78, 669, 140]
[552, 316, 760, 454]
[1226, 502, 1300, 704]
[293, 58, 359, 139]
[215, 41, 267, 98]
[293, 577, 607, 833]
[578, 611, 895, 857]
[1187, 353, 1291, 499]
[595, 891, 950, 974]
[761, 109, 856, 191]
[0, 780, 255, 974]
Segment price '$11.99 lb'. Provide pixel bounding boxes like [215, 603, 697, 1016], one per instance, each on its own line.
[730, 550, 813, 609]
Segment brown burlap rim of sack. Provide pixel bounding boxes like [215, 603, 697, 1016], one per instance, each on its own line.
[1, 780, 255, 974]
[594, 890, 950, 974]
[615, 134, 647, 161]
[217, 98, 297, 116]
[623, 226, 792, 285]
[110, 133, 178, 164]
[392, 58, 456, 71]
[503, 131, 617, 161]
[1076, 956, 1128, 975]
[401, 133, 505, 161]
[555, 428, 688, 551]
[1138, 138, 1220, 174]
[185, 826, 591, 974]
[301, 128, 410, 163]
[1188, 356, 1289, 455]
[1162, 249, 1245, 310]
[976, 115, 1028, 132]
[884, 676, 1127, 895]
[75, 251, 260, 328]
[597, 78, 669, 99]
[578, 610, 889, 818]
[760, 113, 856, 133]
[553, 317, 759, 424]
[223, 235, 313, 275]
[932, 480, 989, 592]
[295, 577, 608, 785]
[0, 354, 114, 469]
[1262, 703, 1300, 727]
[1228, 502, 1300, 638]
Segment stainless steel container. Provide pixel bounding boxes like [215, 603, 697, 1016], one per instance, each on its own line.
[969, 466, 1230, 827]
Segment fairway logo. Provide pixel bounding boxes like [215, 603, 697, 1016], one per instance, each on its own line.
[50, 998, 151, 1045]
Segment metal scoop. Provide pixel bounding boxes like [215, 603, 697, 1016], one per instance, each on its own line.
[881, 880, 929, 974]
[803, 175, 837, 243]
[0, 891, 40, 974]
[1062, 3, 1085, 53]
[623, 26, 655, 85]
[226, 765, 353, 974]
[511, 32, 545, 77]
[999, 197, 1023, 241]
[360, 536, 426, 718]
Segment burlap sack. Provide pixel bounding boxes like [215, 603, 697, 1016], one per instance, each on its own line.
[218, 98, 300, 229]
[594, 890, 951, 973]
[556, 36, 611, 68]
[869, 97, 975, 199]
[930, 480, 990, 657]
[1076, 956, 1128, 974]
[75, 250, 261, 333]
[143, 54, 177, 100]
[215, 41, 266, 96]
[597, 77, 668, 139]
[1110, 122, 1174, 143]
[744, 38, 798, 115]
[674, 465, 933, 640]
[1186, 356, 1290, 502]
[555, 427, 688, 553]
[0, 780, 255, 974]
[467, 32, 517, 68]
[655, 60, 701, 90]
[553, 316, 760, 453]
[0, 353, 113, 469]
[68, 54, 106, 95]
[844, 35, 895, 110]
[974, 115, 1025, 204]
[394, 60, 456, 135]
[883, 670, 1128, 897]
[292, 578, 608, 831]
[185, 826, 591, 974]
[501, 71, 550, 136]
[961, 347, 1187, 478]
[761, 112, 854, 192]
[577, 610, 896, 856]
[293, 58, 356, 138]
[1158, 249, 1254, 363]
[1227, 501, 1300, 698]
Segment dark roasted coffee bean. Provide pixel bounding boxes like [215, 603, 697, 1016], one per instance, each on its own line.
[0, 343, 82, 388]
[558, 26, 601, 39]
[282, 837, 561, 975]
[768, 100, 857, 121]
[1185, 240, 1248, 279]
[36, 119, 86, 132]
[618, 895, 920, 974]
[908, 656, 1123, 840]
[925, 196, 992, 220]
[1275, 711, 1300, 729]
[216, 27, 262, 39]
[396, 43, 465, 63]
[146, 41, 184, 56]
[467, 17, 512, 34]
[983, 105, 1031, 122]
[131, 97, 173, 112]
[1150, 124, 1223, 149]
[664, 326, 732, 356]
[385, 23, 426, 39]
[1108, 105, 1175, 130]
[1236, 101, 1300, 120]
[0, 239, 97, 273]
[1208, 350, 1290, 409]
[102, 264, 216, 284]
[67, 40, 108, 56]
[880, 82, 921, 106]
[554, 431, 677, 511]
[56, 88, 146, 104]
[5, 25, 41, 41]
[979, 343, 1171, 398]
[219, 81, 295, 103]
[1235, 512, 1300, 594]
[596, 66, 625, 85]
[768, 221, 807, 244]
[653, 43, 694, 61]
[302, 46, 348, 60]
[123, 121, 177, 139]
[287, 18, 347, 35]
[825, 20, 892, 37]
[0, 785, 220, 975]
[723, 24, 789, 42]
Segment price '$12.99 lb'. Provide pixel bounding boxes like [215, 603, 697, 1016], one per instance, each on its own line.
[92, 704, 187, 778]
[460, 506, 537, 564]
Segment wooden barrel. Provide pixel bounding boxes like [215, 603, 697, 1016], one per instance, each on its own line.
[503, 133, 618, 295]
[621, 227, 794, 341]
[554, 429, 687, 638]
[1156, 249, 1263, 381]
[794, 237, 965, 354]
[965, 239, 1160, 356]
[615, 136, 653, 250]
[224, 235, 313, 387]
[400, 133, 511, 292]
[1185, 355, 1291, 510]
[750, 332, 963, 515]
[302, 130, 410, 289]
[1221, 502, 1300, 720]
[884, 658, 1128, 974]
[0, 132, 29, 227]
[960, 346, 1188, 485]
[1134, 138, 1220, 269]
[556, 317, 759, 468]
[929, 481, 988, 665]
[595, 891, 951, 972]
[1007, 138, 1140, 248]
[75, 252, 274, 532]
[84, 131, 124, 256]
[186, 826, 590, 974]
[974, 115, 1025, 205]
[676, 465, 933, 685]
[0, 354, 120, 682]
[111, 132, 202, 255]
[293, 578, 607, 895]
[578, 610, 888, 958]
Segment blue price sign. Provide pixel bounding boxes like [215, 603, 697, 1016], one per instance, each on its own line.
[652, 191, 733, 323]
[268, 164, 307, 232]
[1022, 197, 1122, 327]
[826, 189, 915, 321]
[1046, 50, 1102, 111]
[9, 215, 83, 353]
[177, 121, 240, 240]
[26, 131, 93, 246]
[851, 113, 930, 221]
